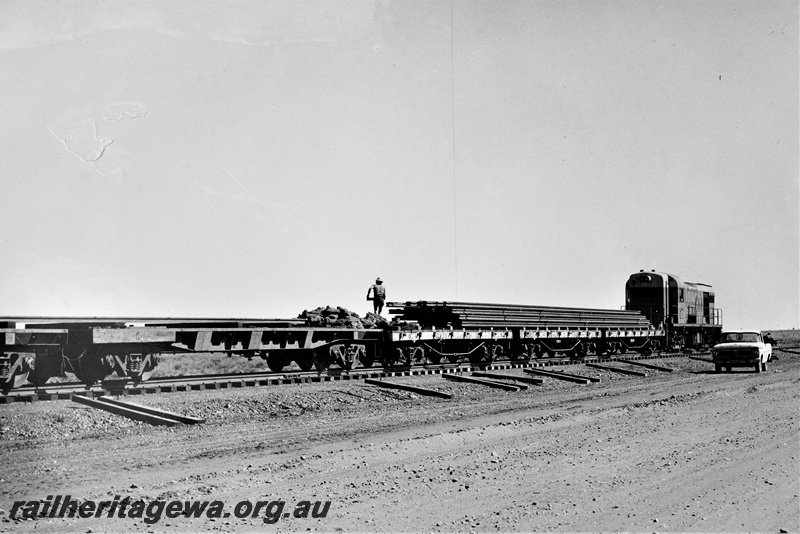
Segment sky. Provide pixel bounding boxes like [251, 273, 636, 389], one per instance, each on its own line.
[1, 0, 797, 330]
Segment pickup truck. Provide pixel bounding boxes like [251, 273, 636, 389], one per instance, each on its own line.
[711, 330, 772, 373]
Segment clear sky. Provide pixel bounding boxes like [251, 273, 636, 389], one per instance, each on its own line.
[1, 0, 797, 330]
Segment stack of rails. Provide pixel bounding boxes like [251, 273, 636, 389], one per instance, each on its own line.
[386, 301, 653, 330]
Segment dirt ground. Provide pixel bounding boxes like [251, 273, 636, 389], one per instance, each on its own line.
[1, 354, 798, 533]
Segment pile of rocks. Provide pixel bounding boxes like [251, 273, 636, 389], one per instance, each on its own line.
[297, 306, 391, 330]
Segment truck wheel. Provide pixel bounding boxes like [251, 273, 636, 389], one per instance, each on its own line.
[761, 361, 768, 372]
[754, 361, 761, 373]
[714, 364, 722, 373]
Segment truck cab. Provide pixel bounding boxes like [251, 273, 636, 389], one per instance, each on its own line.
[711, 330, 772, 373]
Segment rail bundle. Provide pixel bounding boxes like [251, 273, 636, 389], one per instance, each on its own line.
[388, 301, 654, 329]
[386, 300, 662, 365]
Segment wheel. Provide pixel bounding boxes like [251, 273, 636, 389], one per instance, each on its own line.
[469, 345, 490, 364]
[266, 353, 285, 373]
[295, 351, 314, 372]
[381, 348, 405, 368]
[71, 349, 114, 386]
[726, 366, 731, 373]
[715, 364, 722, 373]
[313, 349, 333, 372]
[468, 348, 484, 365]
[761, 361, 768, 372]
[28, 351, 60, 387]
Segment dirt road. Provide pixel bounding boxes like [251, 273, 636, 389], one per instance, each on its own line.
[1, 355, 798, 532]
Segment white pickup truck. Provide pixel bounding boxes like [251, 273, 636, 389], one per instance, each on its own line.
[711, 330, 772, 373]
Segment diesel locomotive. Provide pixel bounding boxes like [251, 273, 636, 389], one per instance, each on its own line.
[0, 270, 722, 392]
[625, 270, 722, 349]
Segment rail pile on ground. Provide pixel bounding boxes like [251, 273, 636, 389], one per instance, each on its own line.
[387, 301, 653, 330]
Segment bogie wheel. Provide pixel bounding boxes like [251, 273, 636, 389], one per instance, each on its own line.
[469, 346, 488, 365]
[714, 364, 722, 373]
[72, 350, 113, 386]
[761, 361, 768, 372]
[382, 348, 404, 368]
[28, 353, 59, 388]
[295, 351, 315, 372]
[726, 366, 731, 373]
[754, 361, 762, 373]
[313, 349, 333, 372]
[359, 353, 375, 368]
[266, 354, 285, 373]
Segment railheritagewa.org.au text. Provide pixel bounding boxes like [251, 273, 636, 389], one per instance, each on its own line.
[10, 495, 331, 524]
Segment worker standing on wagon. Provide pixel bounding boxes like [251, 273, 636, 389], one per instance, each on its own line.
[367, 277, 386, 316]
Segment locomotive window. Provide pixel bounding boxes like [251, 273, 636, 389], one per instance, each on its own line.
[627, 287, 661, 304]
[679, 289, 684, 302]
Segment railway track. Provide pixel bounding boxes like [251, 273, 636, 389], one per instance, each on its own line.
[0, 351, 705, 403]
